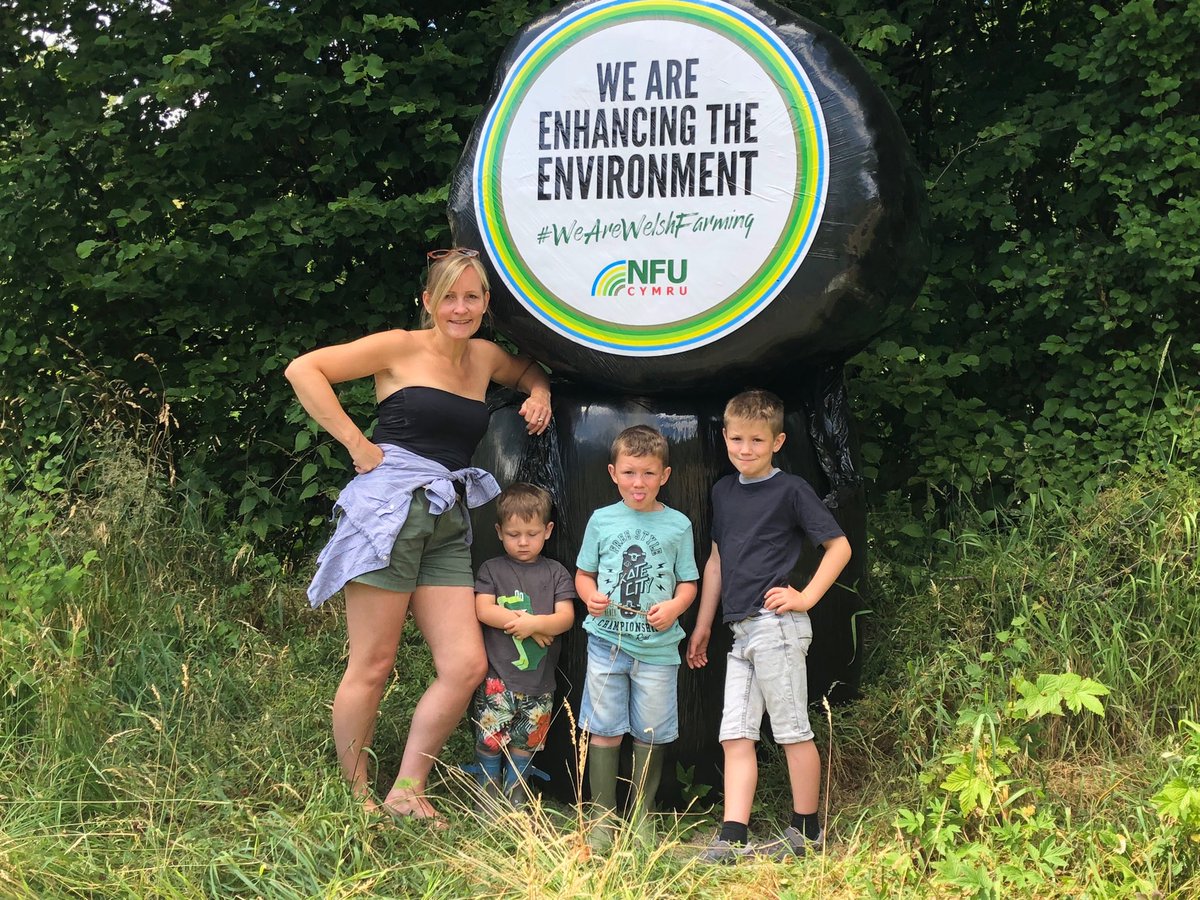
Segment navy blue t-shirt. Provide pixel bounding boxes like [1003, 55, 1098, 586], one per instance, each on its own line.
[711, 471, 845, 623]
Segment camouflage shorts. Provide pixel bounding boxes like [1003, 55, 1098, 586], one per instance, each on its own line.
[472, 676, 554, 753]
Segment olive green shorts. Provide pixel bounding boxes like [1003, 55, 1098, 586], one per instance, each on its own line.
[351, 491, 473, 594]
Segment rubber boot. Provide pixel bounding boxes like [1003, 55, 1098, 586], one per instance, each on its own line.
[586, 742, 621, 852]
[470, 746, 505, 814]
[629, 741, 664, 846]
[503, 749, 549, 810]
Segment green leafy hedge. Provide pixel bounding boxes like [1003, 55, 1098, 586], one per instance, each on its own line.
[0, 1, 555, 545]
[2, 0, 1197, 546]
[835, 0, 1200, 497]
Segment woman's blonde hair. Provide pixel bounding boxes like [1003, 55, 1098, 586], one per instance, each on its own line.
[419, 251, 490, 329]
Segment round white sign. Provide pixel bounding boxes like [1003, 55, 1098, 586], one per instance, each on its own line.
[474, 0, 828, 356]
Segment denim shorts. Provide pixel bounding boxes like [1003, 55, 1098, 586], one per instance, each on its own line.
[352, 491, 472, 593]
[580, 635, 679, 744]
[719, 610, 814, 744]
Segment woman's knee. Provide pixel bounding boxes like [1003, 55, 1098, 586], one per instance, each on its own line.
[415, 590, 487, 685]
[344, 650, 399, 690]
[439, 646, 487, 687]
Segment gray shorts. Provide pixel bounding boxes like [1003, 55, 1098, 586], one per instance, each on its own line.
[719, 610, 814, 744]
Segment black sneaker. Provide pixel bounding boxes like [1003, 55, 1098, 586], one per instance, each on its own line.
[752, 825, 824, 861]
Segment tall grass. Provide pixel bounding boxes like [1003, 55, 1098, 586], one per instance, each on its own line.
[858, 472, 1200, 761]
[2, 421, 1198, 897]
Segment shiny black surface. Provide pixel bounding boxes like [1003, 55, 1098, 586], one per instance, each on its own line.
[449, 0, 928, 394]
[471, 381, 867, 803]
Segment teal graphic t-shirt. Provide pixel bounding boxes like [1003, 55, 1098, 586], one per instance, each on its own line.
[575, 501, 699, 665]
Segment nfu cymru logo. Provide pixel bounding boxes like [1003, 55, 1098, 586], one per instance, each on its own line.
[591, 259, 689, 298]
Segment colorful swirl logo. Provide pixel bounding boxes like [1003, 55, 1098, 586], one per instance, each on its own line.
[591, 261, 629, 297]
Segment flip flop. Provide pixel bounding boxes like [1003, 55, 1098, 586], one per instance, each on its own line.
[374, 795, 450, 831]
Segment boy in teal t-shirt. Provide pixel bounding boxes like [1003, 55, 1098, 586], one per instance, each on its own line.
[575, 425, 699, 848]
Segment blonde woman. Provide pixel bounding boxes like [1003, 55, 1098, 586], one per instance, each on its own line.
[286, 248, 551, 821]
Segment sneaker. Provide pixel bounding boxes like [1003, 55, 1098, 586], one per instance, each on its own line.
[698, 836, 752, 864]
[752, 825, 824, 861]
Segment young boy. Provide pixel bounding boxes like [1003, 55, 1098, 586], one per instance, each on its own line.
[473, 483, 576, 808]
[686, 390, 852, 862]
[576, 424, 699, 847]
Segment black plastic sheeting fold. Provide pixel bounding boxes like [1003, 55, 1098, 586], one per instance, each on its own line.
[452, 0, 928, 806]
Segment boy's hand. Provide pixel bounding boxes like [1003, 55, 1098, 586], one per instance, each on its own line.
[646, 598, 683, 632]
[504, 610, 542, 639]
[530, 632, 554, 648]
[585, 592, 611, 616]
[686, 627, 710, 668]
[763, 584, 816, 614]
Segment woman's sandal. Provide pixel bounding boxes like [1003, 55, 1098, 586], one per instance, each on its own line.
[371, 792, 449, 831]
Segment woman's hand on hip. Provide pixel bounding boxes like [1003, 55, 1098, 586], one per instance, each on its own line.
[350, 438, 384, 474]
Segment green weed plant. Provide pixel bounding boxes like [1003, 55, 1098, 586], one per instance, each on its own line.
[2, 425, 1199, 896]
[1151, 719, 1200, 883]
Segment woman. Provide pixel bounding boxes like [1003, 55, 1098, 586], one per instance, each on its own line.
[285, 248, 551, 820]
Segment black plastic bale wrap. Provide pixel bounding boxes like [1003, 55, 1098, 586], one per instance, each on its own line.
[452, 0, 927, 806]
[449, 0, 928, 394]
[470, 379, 867, 805]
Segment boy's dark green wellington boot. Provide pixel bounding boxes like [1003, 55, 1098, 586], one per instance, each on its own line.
[629, 740, 664, 846]
[586, 743, 621, 853]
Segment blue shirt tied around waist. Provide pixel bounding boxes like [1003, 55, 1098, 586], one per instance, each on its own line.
[306, 443, 500, 608]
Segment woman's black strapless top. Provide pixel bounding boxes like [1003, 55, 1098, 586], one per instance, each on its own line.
[372, 386, 490, 470]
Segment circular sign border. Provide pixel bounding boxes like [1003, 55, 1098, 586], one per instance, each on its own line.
[474, 0, 828, 355]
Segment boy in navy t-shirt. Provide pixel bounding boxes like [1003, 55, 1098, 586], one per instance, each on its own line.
[687, 390, 852, 863]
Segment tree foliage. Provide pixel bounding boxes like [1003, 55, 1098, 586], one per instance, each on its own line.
[1, 0, 1197, 546]
[800, 0, 1200, 498]
[0, 0, 554, 541]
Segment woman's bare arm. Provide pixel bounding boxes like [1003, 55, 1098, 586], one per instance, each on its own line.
[285, 330, 411, 472]
[480, 343, 552, 434]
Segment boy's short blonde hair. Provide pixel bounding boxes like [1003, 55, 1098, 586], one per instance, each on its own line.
[496, 482, 553, 525]
[610, 424, 669, 466]
[723, 389, 785, 436]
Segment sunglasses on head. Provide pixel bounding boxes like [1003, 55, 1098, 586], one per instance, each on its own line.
[426, 247, 480, 262]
